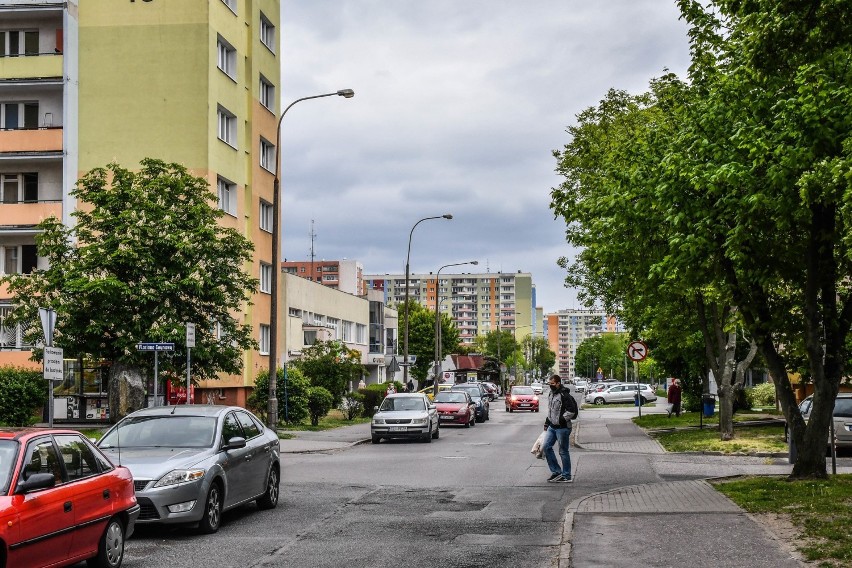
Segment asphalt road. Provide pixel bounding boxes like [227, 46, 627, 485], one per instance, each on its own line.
[117, 400, 578, 568]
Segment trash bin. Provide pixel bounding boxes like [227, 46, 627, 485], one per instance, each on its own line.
[702, 394, 716, 417]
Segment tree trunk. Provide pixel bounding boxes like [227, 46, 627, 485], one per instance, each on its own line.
[108, 361, 147, 423]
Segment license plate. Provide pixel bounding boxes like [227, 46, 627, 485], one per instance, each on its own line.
[389, 426, 407, 432]
[519, 404, 531, 407]
[440, 415, 455, 421]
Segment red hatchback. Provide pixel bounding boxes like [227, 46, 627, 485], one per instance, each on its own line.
[506, 386, 540, 412]
[434, 391, 476, 427]
[0, 428, 140, 568]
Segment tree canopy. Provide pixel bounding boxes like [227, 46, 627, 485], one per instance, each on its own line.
[2, 159, 258, 380]
[399, 300, 460, 382]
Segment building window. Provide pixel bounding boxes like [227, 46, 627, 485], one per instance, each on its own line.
[1, 173, 38, 203]
[1, 245, 36, 275]
[356, 324, 367, 344]
[260, 13, 275, 52]
[260, 138, 275, 172]
[259, 200, 273, 232]
[259, 75, 275, 111]
[343, 321, 353, 342]
[259, 324, 270, 355]
[221, 0, 237, 13]
[0, 102, 38, 129]
[217, 106, 237, 147]
[217, 37, 237, 79]
[260, 262, 272, 294]
[217, 177, 236, 216]
[0, 30, 39, 57]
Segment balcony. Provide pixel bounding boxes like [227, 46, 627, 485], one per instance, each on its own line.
[0, 127, 62, 154]
[0, 201, 62, 226]
[0, 54, 62, 81]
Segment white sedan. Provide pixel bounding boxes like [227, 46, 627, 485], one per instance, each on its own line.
[529, 381, 544, 395]
[585, 383, 658, 405]
[371, 393, 440, 443]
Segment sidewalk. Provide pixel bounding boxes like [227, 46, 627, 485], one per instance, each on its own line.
[276, 421, 370, 453]
[561, 412, 852, 567]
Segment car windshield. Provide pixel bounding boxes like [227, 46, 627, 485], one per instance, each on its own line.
[435, 393, 467, 404]
[513, 387, 534, 395]
[453, 388, 480, 400]
[100, 416, 217, 448]
[835, 398, 852, 417]
[379, 397, 426, 412]
[0, 440, 18, 494]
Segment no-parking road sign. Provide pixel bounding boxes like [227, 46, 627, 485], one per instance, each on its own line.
[627, 341, 648, 362]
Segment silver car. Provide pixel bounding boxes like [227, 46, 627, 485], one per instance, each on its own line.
[798, 393, 852, 448]
[585, 383, 658, 405]
[97, 405, 280, 533]
[371, 393, 439, 443]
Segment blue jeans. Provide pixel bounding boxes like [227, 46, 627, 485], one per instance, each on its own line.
[543, 425, 572, 478]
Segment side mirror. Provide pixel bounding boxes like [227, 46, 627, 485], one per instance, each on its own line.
[15, 473, 56, 494]
[224, 436, 246, 450]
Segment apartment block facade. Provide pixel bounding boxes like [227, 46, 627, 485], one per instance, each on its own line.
[363, 271, 536, 345]
[547, 309, 622, 379]
[282, 259, 365, 296]
[0, 0, 280, 414]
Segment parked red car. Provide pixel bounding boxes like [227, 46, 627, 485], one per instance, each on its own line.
[434, 391, 476, 427]
[0, 428, 140, 568]
[506, 386, 540, 412]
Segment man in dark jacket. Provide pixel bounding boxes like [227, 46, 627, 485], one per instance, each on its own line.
[543, 374, 578, 483]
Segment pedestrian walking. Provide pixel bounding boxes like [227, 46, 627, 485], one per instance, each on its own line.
[542, 374, 578, 483]
[386, 383, 396, 396]
[358, 378, 366, 390]
[407, 379, 414, 393]
[667, 378, 682, 417]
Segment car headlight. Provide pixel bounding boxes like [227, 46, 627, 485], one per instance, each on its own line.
[373, 418, 385, 425]
[410, 418, 428, 425]
[153, 469, 205, 488]
[533, 396, 539, 402]
[456, 407, 468, 415]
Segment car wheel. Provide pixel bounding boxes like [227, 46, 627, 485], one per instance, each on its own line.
[465, 416, 472, 428]
[371, 435, 381, 444]
[432, 424, 440, 439]
[470, 414, 476, 426]
[256, 466, 279, 510]
[86, 517, 125, 568]
[594, 397, 605, 405]
[198, 482, 222, 534]
[534, 408, 540, 412]
[640, 397, 647, 405]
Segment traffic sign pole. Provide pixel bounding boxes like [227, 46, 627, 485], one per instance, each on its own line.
[136, 343, 175, 407]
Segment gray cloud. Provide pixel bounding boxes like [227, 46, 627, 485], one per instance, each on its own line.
[280, 0, 691, 312]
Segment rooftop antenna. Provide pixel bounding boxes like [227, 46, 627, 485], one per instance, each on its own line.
[309, 220, 317, 282]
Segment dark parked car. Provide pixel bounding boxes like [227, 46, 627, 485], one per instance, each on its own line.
[450, 384, 490, 422]
[434, 391, 476, 427]
[0, 428, 140, 568]
[98, 405, 280, 534]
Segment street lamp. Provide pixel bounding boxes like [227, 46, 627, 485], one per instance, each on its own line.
[433, 260, 478, 397]
[268, 89, 355, 429]
[402, 214, 453, 386]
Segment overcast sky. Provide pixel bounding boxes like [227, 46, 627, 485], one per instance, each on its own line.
[279, 1, 692, 314]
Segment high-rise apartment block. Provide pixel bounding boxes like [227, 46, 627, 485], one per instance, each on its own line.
[364, 271, 536, 344]
[0, 0, 280, 409]
[547, 309, 622, 379]
[282, 259, 365, 296]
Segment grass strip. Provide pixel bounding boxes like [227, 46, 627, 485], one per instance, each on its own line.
[650, 425, 788, 454]
[715, 475, 852, 567]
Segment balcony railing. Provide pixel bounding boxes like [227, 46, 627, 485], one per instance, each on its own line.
[0, 53, 62, 80]
[0, 127, 63, 153]
[0, 200, 62, 225]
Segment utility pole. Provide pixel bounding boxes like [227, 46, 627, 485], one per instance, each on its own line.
[309, 220, 317, 282]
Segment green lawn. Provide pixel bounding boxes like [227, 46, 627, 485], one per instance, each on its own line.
[633, 410, 781, 430]
[715, 475, 852, 567]
[650, 425, 788, 453]
[281, 409, 371, 432]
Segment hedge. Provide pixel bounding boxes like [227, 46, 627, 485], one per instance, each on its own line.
[0, 366, 47, 426]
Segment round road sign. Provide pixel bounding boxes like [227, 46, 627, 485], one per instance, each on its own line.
[627, 341, 648, 362]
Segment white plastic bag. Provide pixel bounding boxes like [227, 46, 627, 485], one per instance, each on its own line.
[530, 430, 546, 459]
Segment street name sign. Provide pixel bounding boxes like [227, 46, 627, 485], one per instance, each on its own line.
[43, 346, 63, 382]
[627, 341, 648, 362]
[136, 342, 175, 352]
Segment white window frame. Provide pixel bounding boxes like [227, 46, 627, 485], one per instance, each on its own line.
[356, 324, 367, 344]
[259, 200, 273, 233]
[260, 13, 276, 52]
[217, 177, 236, 216]
[260, 138, 275, 172]
[217, 36, 237, 79]
[220, 0, 237, 14]
[217, 106, 237, 147]
[259, 324, 270, 355]
[343, 321, 353, 342]
[1, 246, 20, 275]
[260, 262, 272, 294]
[259, 75, 275, 111]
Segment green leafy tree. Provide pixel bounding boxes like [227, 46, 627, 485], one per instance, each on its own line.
[306, 386, 334, 426]
[399, 300, 460, 382]
[248, 366, 310, 425]
[1, 159, 258, 390]
[0, 366, 47, 426]
[293, 340, 365, 406]
[524, 336, 556, 380]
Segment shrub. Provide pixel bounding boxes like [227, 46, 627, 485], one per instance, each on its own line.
[306, 386, 333, 426]
[359, 382, 403, 417]
[749, 382, 777, 407]
[249, 366, 310, 426]
[0, 366, 47, 426]
[680, 375, 704, 413]
[341, 391, 365, 420]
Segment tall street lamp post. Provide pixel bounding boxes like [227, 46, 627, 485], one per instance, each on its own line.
[268, 89, 354, 429]
[433, 260, 478, 397]
[403, 214, 453, 386]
